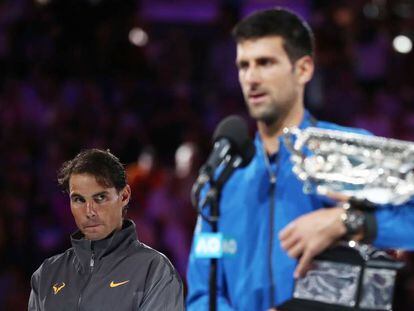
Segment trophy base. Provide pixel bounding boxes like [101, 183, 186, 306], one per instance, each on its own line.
[278, 245, 404, 311]
[279, 299, 357, 311]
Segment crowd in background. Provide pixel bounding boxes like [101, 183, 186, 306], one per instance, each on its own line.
[1, 0, 414, 309]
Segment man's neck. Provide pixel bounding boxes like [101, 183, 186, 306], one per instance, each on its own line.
[258, 106, 304, 155]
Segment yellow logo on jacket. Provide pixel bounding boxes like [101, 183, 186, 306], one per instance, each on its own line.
[110, 280, 130, 288]
[52, 282, 65, 294]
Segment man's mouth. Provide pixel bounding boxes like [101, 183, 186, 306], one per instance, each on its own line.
[84, 223, 102, 229]
[248, 92, 267, 105]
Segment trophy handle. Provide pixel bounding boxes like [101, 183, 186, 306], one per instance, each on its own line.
[282, 127, 305, 159]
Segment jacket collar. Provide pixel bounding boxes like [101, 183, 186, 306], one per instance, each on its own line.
[71, 219, 138, 272]
[254, 109, 316, 161]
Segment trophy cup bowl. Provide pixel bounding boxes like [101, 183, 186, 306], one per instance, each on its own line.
[280, 127, 414, 311]
[283, 127, 414, 206]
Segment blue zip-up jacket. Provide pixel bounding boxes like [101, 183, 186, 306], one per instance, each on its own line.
[187, 111, 414, 310]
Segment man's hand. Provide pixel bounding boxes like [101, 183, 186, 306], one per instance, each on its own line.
[279, 207, 347, 278]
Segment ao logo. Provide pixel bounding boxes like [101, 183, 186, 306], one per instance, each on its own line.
[222, 239, 237, 255]
[194, 233, 237, 258]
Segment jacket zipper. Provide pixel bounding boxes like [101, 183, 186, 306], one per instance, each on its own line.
[262, 142, 278, 308]
[77, 251, 95, 310]
[90, 252, 95, 273]
[268, 177, 276, 307]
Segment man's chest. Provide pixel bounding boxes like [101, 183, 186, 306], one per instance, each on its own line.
[39, 260, 144, 311]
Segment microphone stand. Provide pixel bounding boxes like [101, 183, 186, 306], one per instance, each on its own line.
[207, 184, 219, 311]
[198, 156, 242, 311]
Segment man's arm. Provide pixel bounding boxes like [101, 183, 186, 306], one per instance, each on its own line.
[138, 255, 184, 311]
[279, 200, 414, 278]
[374, 202, 414, 249]
[279, 207, 346, 278]
[186, 217, 234, 311]
[28, 267, 42, 311]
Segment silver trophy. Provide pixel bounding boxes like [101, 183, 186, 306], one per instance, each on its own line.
[283, 127, 414, 205]
[281, 127, 413, 311]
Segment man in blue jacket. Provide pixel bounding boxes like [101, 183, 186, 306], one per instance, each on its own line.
[186, 7, 414, 311]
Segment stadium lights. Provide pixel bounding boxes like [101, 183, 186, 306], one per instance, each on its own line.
[35, 0, 50, 5]
[393, 35, 413, 54]
[128, 27, 149, 47]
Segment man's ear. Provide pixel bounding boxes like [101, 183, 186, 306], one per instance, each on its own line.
[121, 185, 131, 205]
[294, 55, 314, 85]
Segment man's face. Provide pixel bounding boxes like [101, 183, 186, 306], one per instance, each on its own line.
[69, 173, 130, 240]
[236, 36, 302, 123]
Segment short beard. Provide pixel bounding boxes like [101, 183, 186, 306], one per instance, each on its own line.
[248, 104, 286, 127]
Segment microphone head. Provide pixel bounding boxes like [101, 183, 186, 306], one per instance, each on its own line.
[213, 115, 255, 167]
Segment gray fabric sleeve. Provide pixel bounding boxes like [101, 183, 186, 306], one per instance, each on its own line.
[138, 255, 185, 311]
[28, 267, 42, 311]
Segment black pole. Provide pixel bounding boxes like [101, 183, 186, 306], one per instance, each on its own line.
[208, 187, 219, 311]
[198, 157, 241, 311]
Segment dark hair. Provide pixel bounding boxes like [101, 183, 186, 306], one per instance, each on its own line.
[232, 7, 314, 63]
[58, 148, 127, 193]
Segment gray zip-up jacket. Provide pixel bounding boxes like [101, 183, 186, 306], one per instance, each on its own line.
[28, 219, 184, 310]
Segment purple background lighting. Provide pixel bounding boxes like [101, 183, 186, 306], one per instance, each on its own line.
[0, 0, 414, 309]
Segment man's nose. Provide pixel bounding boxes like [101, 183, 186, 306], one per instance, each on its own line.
[245, 66, 261, 85]
[85, 201, 97, 218]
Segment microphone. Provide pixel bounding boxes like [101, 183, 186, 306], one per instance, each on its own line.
[191, 115, 255, 207]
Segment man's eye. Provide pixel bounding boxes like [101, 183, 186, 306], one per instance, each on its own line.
[72, 197, 85, 203]
[237, 62, 248, 70]
[95, 195, 107, 203]
[258, 59, 273, 66]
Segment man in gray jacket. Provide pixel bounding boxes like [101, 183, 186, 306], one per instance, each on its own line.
[28, 148, 184, 310]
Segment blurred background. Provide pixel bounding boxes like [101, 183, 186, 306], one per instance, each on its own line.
[1, 0, 414, 309]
